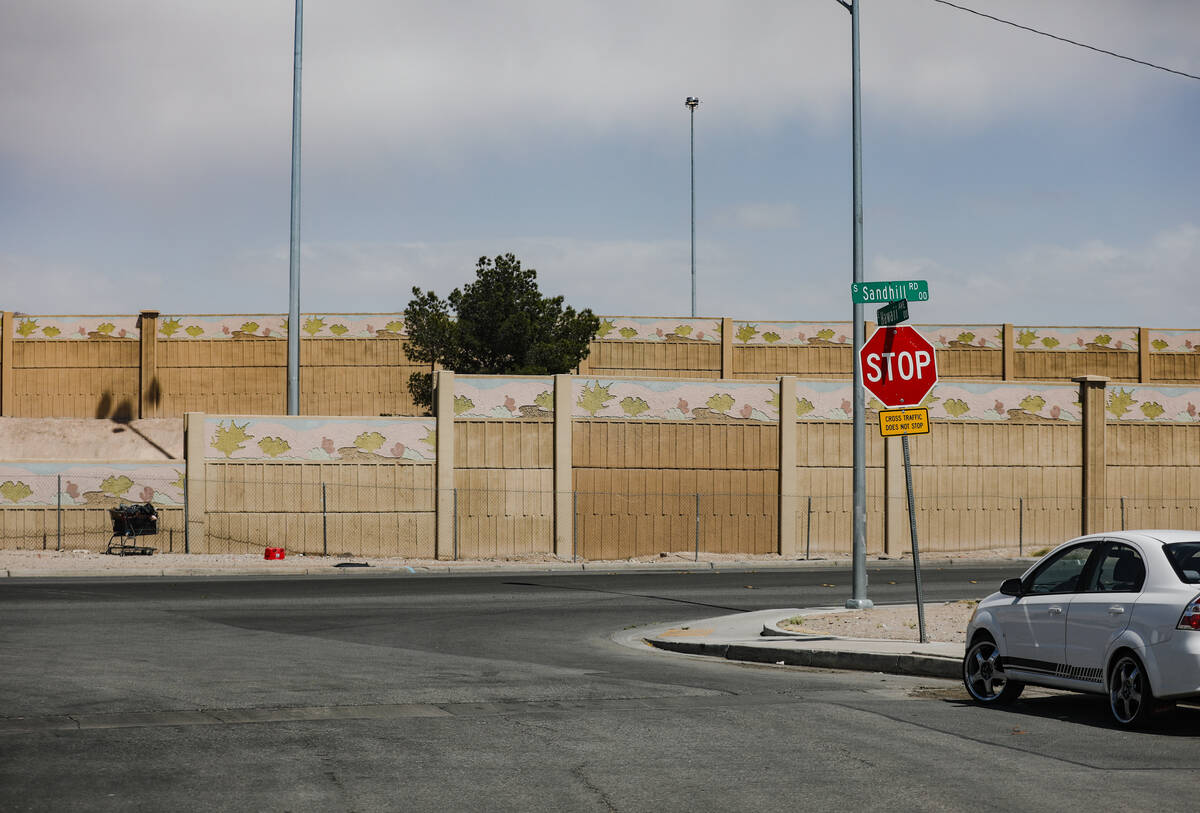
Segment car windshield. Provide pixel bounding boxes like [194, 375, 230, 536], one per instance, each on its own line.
[1163, 542, 1200, 584]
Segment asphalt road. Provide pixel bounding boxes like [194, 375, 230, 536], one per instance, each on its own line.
[2, 562, 1198, 812]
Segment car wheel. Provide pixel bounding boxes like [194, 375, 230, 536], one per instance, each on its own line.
[1109, 652, 1159, 728]
[963, 636, 1023, 704]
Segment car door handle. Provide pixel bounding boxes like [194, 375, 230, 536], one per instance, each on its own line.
[1048, 606, 1063, 614]
[1108, 606, 1126, 615]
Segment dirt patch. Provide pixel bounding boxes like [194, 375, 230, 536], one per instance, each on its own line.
[780, 600, 978, 644]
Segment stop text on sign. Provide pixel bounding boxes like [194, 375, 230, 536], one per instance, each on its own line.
[858, 325, 939, 407]
[863, 348, 932, 384]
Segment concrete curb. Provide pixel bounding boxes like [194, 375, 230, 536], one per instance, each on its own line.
[645, 637, 961, 679]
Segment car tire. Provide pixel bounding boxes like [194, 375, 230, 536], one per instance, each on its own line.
[1108, 652, 1161, 728]
[963, 635, 1024, 705]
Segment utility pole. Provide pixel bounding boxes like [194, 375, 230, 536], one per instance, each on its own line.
[286, 0, 304, 415]
[686, 96, 700, 319]
[836, 0, 872, 609]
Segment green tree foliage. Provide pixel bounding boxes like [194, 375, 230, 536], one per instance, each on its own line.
[404, 254, 600, 410]
[354, 431, 386, 453]
[100, 475, 134, 497]
[577, 381, 614, 416]
[1019, 395, 1046, 414]
[706, 393, 735, 414]
[943, 399, 970, 417]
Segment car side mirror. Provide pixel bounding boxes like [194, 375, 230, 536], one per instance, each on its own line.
[1000, 577, 1023, 597]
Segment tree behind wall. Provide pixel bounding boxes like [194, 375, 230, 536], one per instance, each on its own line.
[403, 254, 600, 411]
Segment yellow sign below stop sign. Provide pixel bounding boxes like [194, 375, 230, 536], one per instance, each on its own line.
[878, 407, 930, 437]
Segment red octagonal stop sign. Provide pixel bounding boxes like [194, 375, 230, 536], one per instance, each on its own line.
[859, 326, 938, 407]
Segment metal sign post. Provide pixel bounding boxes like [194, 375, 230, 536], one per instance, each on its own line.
[901, 433, 927, 643]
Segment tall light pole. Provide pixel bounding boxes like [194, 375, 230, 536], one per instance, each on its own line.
[286, 0, 304, 416]
[836, 0, 872, 609]
[686, 96, 700, 319]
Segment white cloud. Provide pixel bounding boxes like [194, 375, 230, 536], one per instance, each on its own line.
[713, 202, 805, 231]
[872, 224, 1200, 326]
[3, 1, 1195, 181]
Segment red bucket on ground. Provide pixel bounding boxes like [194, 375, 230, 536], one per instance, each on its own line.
[263, 547, 286, 560]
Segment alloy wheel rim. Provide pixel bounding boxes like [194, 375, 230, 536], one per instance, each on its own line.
[967, 643, 1005, 700]
[1110, 658, 1143, 723]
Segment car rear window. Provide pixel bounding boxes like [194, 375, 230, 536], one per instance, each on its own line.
[1163, 542, 1200, 584]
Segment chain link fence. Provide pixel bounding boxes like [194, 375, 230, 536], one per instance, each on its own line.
[1, 472, 1196, 558]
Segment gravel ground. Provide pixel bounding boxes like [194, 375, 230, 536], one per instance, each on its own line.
[780, 601, 977, 643]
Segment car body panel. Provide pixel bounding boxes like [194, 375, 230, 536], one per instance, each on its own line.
[966, 530, 1200, 710]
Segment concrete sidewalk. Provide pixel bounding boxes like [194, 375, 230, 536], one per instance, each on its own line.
[0, 551, 1023, 579]
[640, 608, 964, 680]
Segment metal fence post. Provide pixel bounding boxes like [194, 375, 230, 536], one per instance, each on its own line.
[572, 491, 578, 563]
[321, 482, 328, 556]
[1018, 497, 1023, 557]
[1120, 496, 1126, 531]
[695, 493, 700, 562]
[56, 474, 62, 551]
[805, 495, 812, 560]
[453, 488, 459, 561]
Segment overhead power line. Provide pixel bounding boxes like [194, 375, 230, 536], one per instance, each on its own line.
[929, 0, 1200, 82]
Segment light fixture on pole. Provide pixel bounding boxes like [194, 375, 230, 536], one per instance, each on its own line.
[685, 96, 700, 319]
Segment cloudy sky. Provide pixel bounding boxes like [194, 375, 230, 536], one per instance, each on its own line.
[2, 0, 1197, 326]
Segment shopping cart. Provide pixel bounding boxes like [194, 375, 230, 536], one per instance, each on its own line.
[107, 503, 158, 555]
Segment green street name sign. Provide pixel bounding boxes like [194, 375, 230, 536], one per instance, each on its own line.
[876, 299, 909, 326]
[851, 280, 929, 304]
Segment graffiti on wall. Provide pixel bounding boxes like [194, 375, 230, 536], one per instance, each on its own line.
[0, 462, 183, 506]
[205, 416, 435, 461]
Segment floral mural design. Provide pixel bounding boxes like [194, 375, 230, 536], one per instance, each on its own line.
[453, 376, 556, 419]
[731, 322, 852, 346]
[592, 317, 719, 342]
[204, 416, 436, 461]
[1104, 386, 1200, 422]
[916, 326, 1002, 350]
[156, 315, 408, 339]
[571, 379, 779, 421]
[11, 316, 140, 340]
[1013, 327, 1138, 352]
[1146, 330, 1200, 353]
[0, 463, 183, 506]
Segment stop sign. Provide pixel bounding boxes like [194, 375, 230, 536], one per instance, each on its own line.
[859, 326, 938, 407]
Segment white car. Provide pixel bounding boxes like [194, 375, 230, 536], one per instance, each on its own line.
[963, 530, 1200, 727]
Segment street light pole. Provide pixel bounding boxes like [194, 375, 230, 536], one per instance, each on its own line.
[286, 0, 304, 416]
[837, 0, 872, 609]
[686, 96, 700, 319]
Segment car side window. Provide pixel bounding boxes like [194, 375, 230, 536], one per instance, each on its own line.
[1025, 543, 1095, 594]
[1086, 542, 1145, 593]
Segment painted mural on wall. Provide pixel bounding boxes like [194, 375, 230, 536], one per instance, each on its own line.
[731, 322, 852, 346]
[156, 314, 408, 340]
[0, 462, 183, 506]
[572, 378, 780, 421]
[453, 377, 555, 419]
[1146, 330, 1200, 354]
[1013, 327, 1138, 352]
[1105, 386, 1200, 422]
[913, 326, 1002, 350]
[205, 416, 435, 461]
[919, 382, 1083, 422]
[13, 315, 140, 340]
[593, 317, 720, 342]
